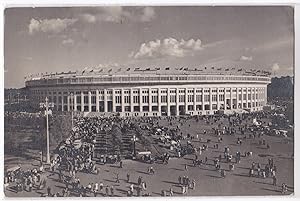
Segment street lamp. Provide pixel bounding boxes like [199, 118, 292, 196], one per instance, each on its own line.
[131, 135, 138, 158]
[40, 97, 54, 164]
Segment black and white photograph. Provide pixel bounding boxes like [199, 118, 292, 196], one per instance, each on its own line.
[3, 5, 295, 197]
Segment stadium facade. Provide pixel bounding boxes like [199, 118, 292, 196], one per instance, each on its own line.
[25, 67, 271, 117]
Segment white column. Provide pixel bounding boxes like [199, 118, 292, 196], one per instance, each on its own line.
[193, 88, 196, 114]
[209, 88, 212, 112]
[74, 95, 77, 111]
[264, 86, 267, 106]
[149, 88, 152, 113]
[130, 88, 134, 113]
[61, 93, 64, 111]
[96, 90, 99, 112]
[185, 88, 188, 114]
[81, 92, 84, 112]
[230, 88, 233, 110]
[139, 88, 143, 113]
[216, 88, 220, 110]
[158, 88, 161, 114]
[88, 91, 92, 112]
[112, 89, 116, 112]
[67, 95, 70, 112]
[104, 89, 108, 112]
[202, 88, 205, 112]
[167, 88, 170, 116]
[176, 88, 179, 116]
[241, 88, 244, 109]
[121, 89, 125, 113]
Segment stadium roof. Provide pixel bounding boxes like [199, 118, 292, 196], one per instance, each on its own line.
[25, 66, 271, 81]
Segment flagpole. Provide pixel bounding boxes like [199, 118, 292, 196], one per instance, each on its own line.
[46, 97, 50, 164]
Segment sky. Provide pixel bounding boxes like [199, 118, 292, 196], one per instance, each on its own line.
[4, 6, 294, 88]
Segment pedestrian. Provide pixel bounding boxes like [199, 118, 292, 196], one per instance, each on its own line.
[110, 186, 114, 196]
[105, 186, 109, 196]
[119, 161, 123, 168]
[185, 164, 188, 171]
[127, 173, 130, 183]
[273, 176, 277, 186]
[116, 173, 120, 183]
[169, 188, 173, 196]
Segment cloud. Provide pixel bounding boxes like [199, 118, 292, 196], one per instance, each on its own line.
[28, 18, 78, 35]
[131, 38, 203, 59]
[271, 63, 280, 72]
[240, 55, 253, 61]
[140, 7, 155, 22]
[79, 14, 96, 23]
[62, 38, 74, 45]
[80, 7, 156, 24]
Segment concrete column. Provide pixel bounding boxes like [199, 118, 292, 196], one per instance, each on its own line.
[167, 88, 170, 116]
[217, 88, 220, 110]
[176, 88, 179, 115]
[139, 88, 143, 114]
[185, 88, 188, 114]
[241, 88, 244, 109]
[130, 88, 134, 113]
[81, 92, 84, 112]
[121, 89, 125, 113]
[193, 88, 196, 114]
[61, 93, 64, 112]
[104, 89, 108, 112]
[67, 95, 70, 112]
[209, 88, 212, 112]
[88, 91, 92, 112]
[112, 89, 116, 112]
[158, 88, 161, 114]
[149, 88, 152, 112]
[230, 88, 233, 110]
[74, 95, 77, 111]
[96, 90, 99, 112]
[202, 88, 205, 112]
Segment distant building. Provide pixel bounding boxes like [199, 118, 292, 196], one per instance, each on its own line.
[25, 67, 271, 117]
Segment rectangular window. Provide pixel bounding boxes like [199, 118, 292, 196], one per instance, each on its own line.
[170, 95, 176, 103]
[133, 96, 139, 104]
[196, 95, 202, 102]
[142, 96, 149, 103]
[91, 96, 96, 104]
[188, 95, 194, 102]
[179, 95, 185, 102]
[161, 95, 167, 103]
[212, 94, 217, 102]
[219, 94, 225, 101]
[84, 96, 88, 104]
[204, 95, 210, 102]
[124, 96, 130, 104]
[115, 96, 121, 104]
[152, 96, 158, 103]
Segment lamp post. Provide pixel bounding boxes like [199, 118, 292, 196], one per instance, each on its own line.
[131, 135, 138, 158]
[40, 97, 54, 164]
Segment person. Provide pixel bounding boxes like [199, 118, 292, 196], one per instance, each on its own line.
[119, 161, 123, 168]
[127, 173, 130, 183]
[105, 186, 109, 196]
[272, 176, 277, 186]
[178, 176, 182, 184]
[181, 185, 185, 194]
[281, 183, 287, 194]
[185, 164, 188, 171]
[116, 173, 120, 183]
[169, 188, 173, 196]
[110, 186, 114, 196]
[191, 180, 196, 190]
[47, 186, 52, 196]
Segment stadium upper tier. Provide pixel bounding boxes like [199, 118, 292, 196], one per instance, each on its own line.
[25, 67, 272, 87]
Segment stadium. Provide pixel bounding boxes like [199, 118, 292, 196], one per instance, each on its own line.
[25, 67, 271, 117]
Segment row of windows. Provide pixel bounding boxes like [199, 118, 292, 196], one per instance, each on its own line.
[27, 75, 270, 87]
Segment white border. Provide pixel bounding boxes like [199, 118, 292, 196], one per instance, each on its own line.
[0, 1, 298, 201]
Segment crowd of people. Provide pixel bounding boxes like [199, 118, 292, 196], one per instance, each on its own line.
[4, 102, 294, 196]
